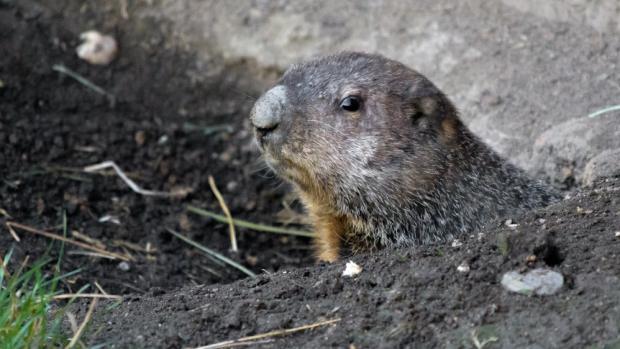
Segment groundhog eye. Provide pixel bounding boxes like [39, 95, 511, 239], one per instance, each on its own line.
[339, 96, 361, 112]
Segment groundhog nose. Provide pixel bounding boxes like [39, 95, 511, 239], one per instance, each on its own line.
[251, 85, 287, 136]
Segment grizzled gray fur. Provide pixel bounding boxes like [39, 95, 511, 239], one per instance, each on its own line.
[250, 52, 558, 261]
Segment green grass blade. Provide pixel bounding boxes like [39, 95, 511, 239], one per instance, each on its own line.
[166, 228, 257, 278]
[588, 104, 620, 118]
[187, 205, 314, 238]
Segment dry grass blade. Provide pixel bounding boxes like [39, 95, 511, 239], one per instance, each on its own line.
[208, 175, 238, 252]
[72, 230, 106, 250]
[94, 281, 109, 295]
[52, 64, 115, 105]
[5, 222, 20, 242]
[54, 293, 122, 300]
[193, 318, 341, 349]
[65, 296, 98, 349]
[166, 228, 256, 278]
[187, 205, 314, 238]
[112, 239, 158, 253]
[0, 208, 11, 218]
[6, 222, 131, 261]
[84, 161, 186, 197]
[66, 250, 121, 260]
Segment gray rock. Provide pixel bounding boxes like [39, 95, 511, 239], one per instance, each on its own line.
[530, 116, 620, 186]
[583, 148, 620, 186]
[117, 261, 131, 272]
[501, 268, 564, 296]
[136, 0, 620, 179]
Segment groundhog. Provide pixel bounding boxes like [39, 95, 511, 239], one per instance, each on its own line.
[250, 52, 558, 262]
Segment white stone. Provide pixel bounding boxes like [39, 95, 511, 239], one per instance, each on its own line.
[342, 261, 362, 277]
[77, 31, 118, 65]
[501, 268, 564, 296]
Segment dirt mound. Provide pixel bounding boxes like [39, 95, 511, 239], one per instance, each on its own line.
[82, 177, 620, 348]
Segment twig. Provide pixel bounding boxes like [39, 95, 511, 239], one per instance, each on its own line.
[66, 296, 98, 349]
[72, 230, 106, 250]
[5, 222, 20, 242]
[112, 239, 158, 253]
[54, 293, 122, 301]
[94, 281, 109, 295]
[187, 205, 314, 238]
[193, 318, 341, 349]
[588, 104, 620, 118]
[84, 161, 186, 197]
[0, 208, 11, 218]
[6, 222, 131, 261]
[208, 175, 238, 252]
[196, 340, 275, 348]
[52, 64, 115, 104]
[166, 228, 256, 278]
[119, 0, 129, 19]
[66, 250, 120, 260]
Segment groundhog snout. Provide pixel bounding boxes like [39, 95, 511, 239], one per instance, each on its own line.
[250, 85, 289, 147]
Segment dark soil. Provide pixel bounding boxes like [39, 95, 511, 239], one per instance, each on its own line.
[0, 0, 312, 295]
[85, 176, 620, 348]
[1, 1, 619, 349]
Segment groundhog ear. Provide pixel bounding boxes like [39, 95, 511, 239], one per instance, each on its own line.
[404, 80, 441, 118]
[405, 84, 461, 140]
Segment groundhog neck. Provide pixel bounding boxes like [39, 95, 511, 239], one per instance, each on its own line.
[364, 130, 556, 248]
[433, 130, 555, 230]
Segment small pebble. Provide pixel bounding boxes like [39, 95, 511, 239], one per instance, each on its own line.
[134, 130, 146, 146]
[457, 261, 470, 273]
[76, 31, 118, 65]
[99, 215, 121, 225]
[615, 231, 620, 238]
[117, 261, 131, 272]
[451, 239, 463, 248]
[501, 268, 564, 296]
[158, 135, 169, 145]
[342, 261, 362, 277]
[504, 219, 518, 229]
[226, 181, 238, 192]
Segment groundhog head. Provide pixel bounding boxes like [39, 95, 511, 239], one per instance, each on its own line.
[250, 52, 462, 214]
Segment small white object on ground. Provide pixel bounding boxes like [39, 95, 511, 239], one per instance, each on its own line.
[342, 261, 362, 277]
[615, 231, 620, 238]
[117, 261, 130, 272]
[451, 239, 463, 248]
[501, 268, 564, 296]
[98, 215, 121, 225]
[504, 219, 519, 229]
[457, 261, 470, 273]
[77, 31, 118, 65]
[84, 161, 186, 197]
